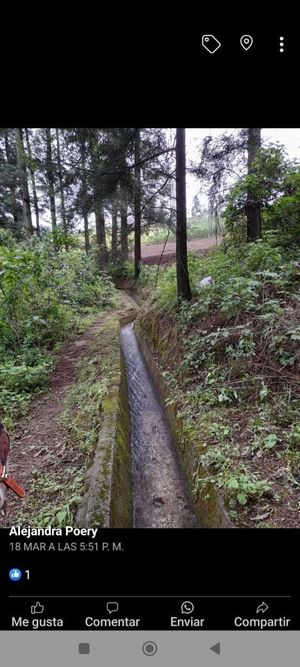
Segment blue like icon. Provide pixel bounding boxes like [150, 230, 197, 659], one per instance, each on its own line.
[9, 568, 22, 581]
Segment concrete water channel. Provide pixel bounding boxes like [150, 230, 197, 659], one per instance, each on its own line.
[120, 323, 198, 528]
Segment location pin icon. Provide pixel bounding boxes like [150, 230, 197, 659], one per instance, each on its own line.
[240, 34, 253, 50]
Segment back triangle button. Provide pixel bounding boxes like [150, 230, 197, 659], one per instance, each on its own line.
[210, 642, 221, 655]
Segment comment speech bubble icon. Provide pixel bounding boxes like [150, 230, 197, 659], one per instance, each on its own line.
[106, 601, 119, 614]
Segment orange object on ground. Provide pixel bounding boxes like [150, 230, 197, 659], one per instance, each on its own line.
[0, 465, 26, 498]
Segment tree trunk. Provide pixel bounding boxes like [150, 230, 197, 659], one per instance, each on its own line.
[246, 128, 262, 242]
[89, 130, 107, 268]
[95, 205, 108, 269]
[55, 128, 68, 244]
[111, 200, 118, 260]
[25, 128, 40, 236]
[45, 128, 57, 231]
[176, 128, 192, 302]
[134, 128, 141, 279]
[14, 128, 33, 236]
[83, 214, 90, 254]
[120, 195, 128, 262]
[80, 140, 90, 254]
[4, 128, 19, 228]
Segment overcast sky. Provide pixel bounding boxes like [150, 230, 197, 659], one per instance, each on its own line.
[185, 128, 300, 214]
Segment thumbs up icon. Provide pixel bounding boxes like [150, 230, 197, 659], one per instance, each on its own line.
[31, 602, 44, 615]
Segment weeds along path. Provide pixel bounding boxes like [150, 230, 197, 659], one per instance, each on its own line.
[3, 291, 138, 527]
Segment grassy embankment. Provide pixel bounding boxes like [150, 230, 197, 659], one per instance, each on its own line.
[139, 238, 300, 527]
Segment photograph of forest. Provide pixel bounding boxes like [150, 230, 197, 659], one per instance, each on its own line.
[0, 128, 299, 529]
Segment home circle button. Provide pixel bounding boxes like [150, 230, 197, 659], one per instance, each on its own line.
[142, 641, 158, 656]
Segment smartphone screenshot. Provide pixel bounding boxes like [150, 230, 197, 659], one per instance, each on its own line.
[0, 27, 299, 665]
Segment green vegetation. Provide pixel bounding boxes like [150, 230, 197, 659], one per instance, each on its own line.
[139, 156, 300, 527]
[0, 232, 116, 428]
[224, 146, 300, 247]
[139, 240, 300, 525]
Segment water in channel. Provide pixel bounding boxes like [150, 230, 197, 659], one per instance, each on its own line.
[120, 323, 197, 528]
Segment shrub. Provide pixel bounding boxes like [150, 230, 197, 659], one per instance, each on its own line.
[0, 236, 117, 423]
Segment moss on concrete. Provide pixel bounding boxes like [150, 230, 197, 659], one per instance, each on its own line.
[76, 310, 133, 528]
[109, 351, 132, 527]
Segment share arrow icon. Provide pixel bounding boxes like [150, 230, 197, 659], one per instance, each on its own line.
[256, 601, 269, 614]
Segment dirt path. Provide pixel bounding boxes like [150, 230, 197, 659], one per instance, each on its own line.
[3, 293, 137, 527]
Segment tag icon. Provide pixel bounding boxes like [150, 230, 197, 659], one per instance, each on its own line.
[202, 35, 221, 54]
[240, 35, 253, 51]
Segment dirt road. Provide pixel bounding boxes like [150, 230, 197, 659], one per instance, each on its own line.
[139, 237, 221, 266]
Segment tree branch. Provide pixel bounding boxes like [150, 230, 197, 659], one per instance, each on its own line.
[140, 172, 175, 215]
